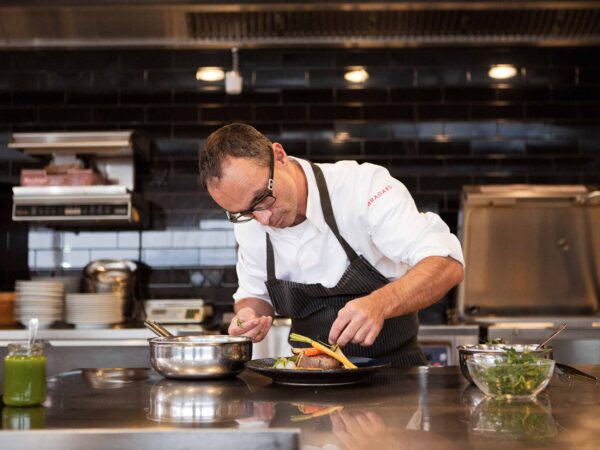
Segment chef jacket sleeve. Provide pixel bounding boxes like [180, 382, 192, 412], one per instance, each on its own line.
[232, 225, 273, 306]
[362, 164, 465, 268]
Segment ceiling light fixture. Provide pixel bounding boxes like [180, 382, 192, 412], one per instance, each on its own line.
[488, 64, 517, 80]
[196, 67, 225, 82]
[344, 68, 369, 84]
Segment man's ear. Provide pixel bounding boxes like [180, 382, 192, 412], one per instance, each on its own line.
[272, 142, 288, 165]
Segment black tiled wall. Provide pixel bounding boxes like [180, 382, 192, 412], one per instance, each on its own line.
[1, 46, 599, 303]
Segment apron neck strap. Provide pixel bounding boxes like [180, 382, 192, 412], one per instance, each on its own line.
[309, 163, 359, 262]
[265, 161, 360, 281]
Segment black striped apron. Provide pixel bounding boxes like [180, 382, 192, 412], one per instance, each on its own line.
[265, 163, 426, 368]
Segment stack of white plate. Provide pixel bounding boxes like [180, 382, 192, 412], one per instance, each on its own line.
[15, 280, 64, 328]
[32, 276, 81, 294]
[65, 293, 123, 329]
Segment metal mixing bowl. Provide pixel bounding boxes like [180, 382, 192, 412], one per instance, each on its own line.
[457, 344, 553, 384]
[149, 335, 252, 379]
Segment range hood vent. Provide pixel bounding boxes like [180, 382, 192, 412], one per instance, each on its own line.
[1, 1, 599, 48]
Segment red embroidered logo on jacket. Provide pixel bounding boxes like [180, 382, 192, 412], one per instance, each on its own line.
[367, 185, 393, 207]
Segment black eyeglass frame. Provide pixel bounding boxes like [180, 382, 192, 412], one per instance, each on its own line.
[225, 149, 276, 223]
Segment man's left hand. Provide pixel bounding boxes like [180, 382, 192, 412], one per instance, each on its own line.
[328, 295, 386, 347]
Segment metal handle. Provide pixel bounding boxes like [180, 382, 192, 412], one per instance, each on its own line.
[535, 322, 567, 351]
[144, 320, 174, 338]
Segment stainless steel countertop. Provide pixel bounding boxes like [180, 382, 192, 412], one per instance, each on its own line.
[1, 365, 598, 450]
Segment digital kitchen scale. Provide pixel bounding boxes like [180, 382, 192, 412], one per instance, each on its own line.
[144, 299, 213, 324]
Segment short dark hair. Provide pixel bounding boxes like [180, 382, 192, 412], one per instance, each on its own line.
[199, 123, 273, 189]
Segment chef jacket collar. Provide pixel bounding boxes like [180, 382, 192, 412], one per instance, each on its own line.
[262, 156, 329, 236]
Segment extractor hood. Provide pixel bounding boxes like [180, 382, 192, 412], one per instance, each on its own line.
[0, 1, 599, 48]
[9, 131, 149, 228]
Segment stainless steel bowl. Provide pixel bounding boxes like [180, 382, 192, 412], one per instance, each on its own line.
[149, 335, 252, 379]
[146, 378, 253, 423]
[457, 344, 553, 384]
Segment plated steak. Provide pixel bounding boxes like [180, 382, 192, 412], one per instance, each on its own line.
[297, 354, 342, 370]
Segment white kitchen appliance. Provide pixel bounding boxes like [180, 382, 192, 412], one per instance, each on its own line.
[144, 299, 213, 324]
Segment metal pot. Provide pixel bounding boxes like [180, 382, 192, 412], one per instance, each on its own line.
[83, 259, 137, 319]
[457, 344, 553, 384]
[149, 335, 252, 379]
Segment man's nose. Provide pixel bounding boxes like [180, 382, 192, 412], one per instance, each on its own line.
[253, 209, 272, 225]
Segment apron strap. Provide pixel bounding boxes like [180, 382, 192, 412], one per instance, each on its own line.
[265, 161, 361, 281]
[309, 162, 360, 262]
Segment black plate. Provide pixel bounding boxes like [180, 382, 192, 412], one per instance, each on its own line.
[244, 357, 390, 386]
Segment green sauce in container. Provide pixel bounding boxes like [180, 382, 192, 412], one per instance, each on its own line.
[2, 343, 47, 407]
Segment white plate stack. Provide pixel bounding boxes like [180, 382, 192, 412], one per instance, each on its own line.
[65, 293, 123, 328]
[15, 280, 65, 328]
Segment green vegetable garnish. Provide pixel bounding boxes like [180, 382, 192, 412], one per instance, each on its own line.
[471, 349, 552, 398]
[236, 318, 243, 328]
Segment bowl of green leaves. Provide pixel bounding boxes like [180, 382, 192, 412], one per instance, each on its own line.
[467, 348, 555, 399]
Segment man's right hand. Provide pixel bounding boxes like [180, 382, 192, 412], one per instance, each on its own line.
[228, 306, 273, 343]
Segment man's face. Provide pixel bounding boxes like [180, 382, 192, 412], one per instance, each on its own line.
[207, 150, 298, 228]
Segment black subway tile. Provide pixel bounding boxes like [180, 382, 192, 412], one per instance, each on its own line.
[525, 140, 578, 155]
[553, 87, 600, 102]
[66, 91, 119, 105]
[390, 88, 442, 102]
[472, 174, 528, 184]
[417, 104, 469, 120]
[38, 107, 92, 123]
[282, 89, 333, 103]
[120, 50, 173, 70]
[445, 121, 497, 139]
[420, 176, 472, 192]
[335, 122, 390, 139]
[335, 50, 389, 67]
[281, 122, 334, 141]
[0, 108, 37, 124]
[364, 141, 412, 156]
[283, 50, 336, 68]
[497, 157, 554, 172]
[279, 140, 308, 157]
[135, 124, 173, 139]
[146, 70, 198, 90]
[554, 156, 599, 174]
[309, 105, 361, 121]
[122, 91, 173, 104]
[444, 87, 496, 102]
[93, 107, 145, 123]
[471, 140, 525, 155]
[337, 88, 388, 104]
[309, 140, 362, 157]
[254, 69, 307, 88]
[12, 91, 65, 105]
[470, 104, 524, 120]
[527, 68, 575, 86]
[581, 139, 600, 155]
[363, 104, 414, 120]
[255, 106, 306, 121]
[578, 68, 600, 85]
[39, 71, 93, 90]
[174, 91, 226, 105]
[418, 141, 471, 156]
[579, 104, 600, 118]
[227, 92, 280, 104]
[496, 87, 551, 102]
[529, 174, 583, 184]
[172, 51, 229, 69]
[200, 106, 253, 122]
[93, 71, 146, 90]
[526, 103, 578, 119]
[173, 125, 223, 139]
[147, 107, 198, 122]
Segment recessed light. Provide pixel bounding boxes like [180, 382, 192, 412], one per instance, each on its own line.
[488, 64, 517, 80]
[196, 67, 225, 82]
[344, 69, 369, 83]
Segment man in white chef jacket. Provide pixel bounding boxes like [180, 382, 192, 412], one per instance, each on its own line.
[199, 123, 464, 367]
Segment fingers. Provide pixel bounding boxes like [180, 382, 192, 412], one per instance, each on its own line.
[228, 314, 273, 343]
[329, 299, 384, 347]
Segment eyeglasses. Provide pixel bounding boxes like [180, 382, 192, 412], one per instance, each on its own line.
[225, 149, 276, 223]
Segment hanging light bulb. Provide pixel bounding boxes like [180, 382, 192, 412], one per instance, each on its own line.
[225, 48, 243, 95]
[488, 64, 517, 80]
[344, 68, 369, 84]
[195, 67, 225, 82]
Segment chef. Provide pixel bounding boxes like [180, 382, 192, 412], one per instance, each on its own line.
[199, 123, 464, 367]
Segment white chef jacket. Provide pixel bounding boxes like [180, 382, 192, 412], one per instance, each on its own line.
[233, 157, 464, 307]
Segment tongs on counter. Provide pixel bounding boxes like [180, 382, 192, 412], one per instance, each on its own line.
[555, 362, 598, 384]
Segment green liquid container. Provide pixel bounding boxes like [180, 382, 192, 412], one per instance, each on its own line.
[2, 406, 45, 429]
[2, 343, 47, 407]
